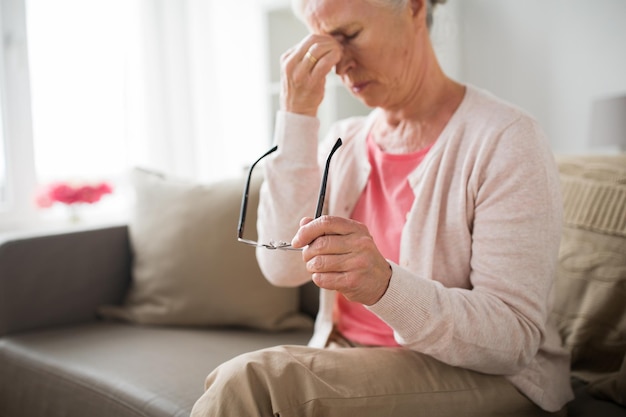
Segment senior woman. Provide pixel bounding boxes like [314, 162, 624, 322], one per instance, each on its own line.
[191, 0, 574, 415]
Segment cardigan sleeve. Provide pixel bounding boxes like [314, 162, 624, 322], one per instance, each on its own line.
[255, 111, 323, 287]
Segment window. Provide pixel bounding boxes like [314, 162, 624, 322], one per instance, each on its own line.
[0, 0, 299, 231]
[26, 0, 132, 183]
[0, 111, 6, 208]
[0, 2, 8, 209]
[0, 0, 137, 230]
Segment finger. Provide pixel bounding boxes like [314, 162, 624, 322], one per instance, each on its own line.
[296, 35, 341, 73]
[280, 34, 343, 115]
[304, 50, 318, 66]
[299, 216, 314, 227]
[289, 218, 315, 250]
[310, 255, 392, 305]
[292, 216, 360, 248]
[311, 271, 348, 292]
[280, 41, 329, 115]
[305, 248, 352, 274]
[300, 42, 327, 67]
[302, 232, 383, 279]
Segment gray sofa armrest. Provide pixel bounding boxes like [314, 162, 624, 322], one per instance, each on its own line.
[0, 225, 131, 336]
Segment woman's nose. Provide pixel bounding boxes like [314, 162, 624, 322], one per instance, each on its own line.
[335, 51, 354, 76]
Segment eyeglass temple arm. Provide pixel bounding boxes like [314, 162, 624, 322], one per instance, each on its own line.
[238, 145, 278, 238]
[314, 138, 343, 219]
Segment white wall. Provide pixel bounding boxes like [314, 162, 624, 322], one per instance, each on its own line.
[448, 0, 626, 154]
[201, 1, 270, 178]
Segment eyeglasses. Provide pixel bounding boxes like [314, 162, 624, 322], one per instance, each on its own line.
[238, 138, 343, 250]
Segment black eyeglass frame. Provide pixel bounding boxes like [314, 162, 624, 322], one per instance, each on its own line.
[237, 138, 343, 250]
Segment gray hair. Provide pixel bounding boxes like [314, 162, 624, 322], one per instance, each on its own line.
[292, 0, 447, 30]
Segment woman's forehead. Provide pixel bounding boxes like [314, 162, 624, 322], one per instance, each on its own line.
[304, 0, 383, 33]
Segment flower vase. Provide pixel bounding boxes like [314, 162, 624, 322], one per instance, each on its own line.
[68, 204, 82, 223]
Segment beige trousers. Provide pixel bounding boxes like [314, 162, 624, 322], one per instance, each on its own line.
[190, 341, 565, 417]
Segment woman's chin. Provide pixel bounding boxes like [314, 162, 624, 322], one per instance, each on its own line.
[357, 94, 380, 109]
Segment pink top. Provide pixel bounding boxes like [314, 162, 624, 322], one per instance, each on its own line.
[335, 135, 432, 346]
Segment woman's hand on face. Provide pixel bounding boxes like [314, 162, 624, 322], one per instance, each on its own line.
[280, 34, 342, 117]
[291, 216, 392, 306]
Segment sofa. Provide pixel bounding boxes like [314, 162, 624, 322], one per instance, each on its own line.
[1, 155, 625, 417]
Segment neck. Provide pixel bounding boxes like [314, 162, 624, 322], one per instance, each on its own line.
[373, 54, 465, 153]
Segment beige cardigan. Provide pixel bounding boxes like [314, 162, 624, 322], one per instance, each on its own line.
[257, 85, 574, 412]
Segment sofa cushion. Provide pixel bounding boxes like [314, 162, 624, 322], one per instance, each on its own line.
[99, 169, 312, 331]
[0, 323, 312, 417]
[551, 155, 626, 404]
[587, 355, 626, 407]
[569, 377, 626, 416]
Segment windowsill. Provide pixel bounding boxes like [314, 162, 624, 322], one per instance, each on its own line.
[0, 211, 129, 242]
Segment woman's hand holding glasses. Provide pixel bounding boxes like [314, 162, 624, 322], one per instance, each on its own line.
[291, 215, 392, 306]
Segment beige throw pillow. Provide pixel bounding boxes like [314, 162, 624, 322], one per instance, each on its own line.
[99, 168, 312, 331]
[550, 155, 626, 404]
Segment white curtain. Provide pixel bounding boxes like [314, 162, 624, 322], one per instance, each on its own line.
[126, 0, 269, 183]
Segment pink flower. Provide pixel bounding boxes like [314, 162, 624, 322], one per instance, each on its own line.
[35, 181, 114, 208]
